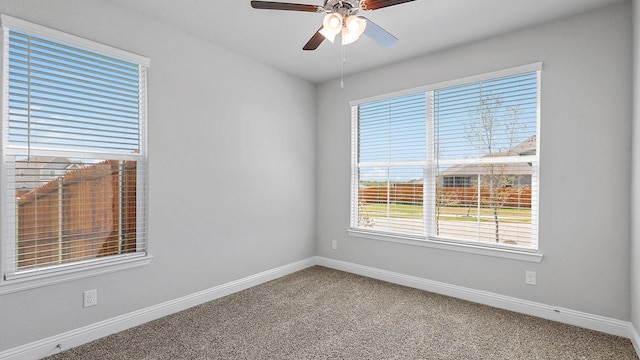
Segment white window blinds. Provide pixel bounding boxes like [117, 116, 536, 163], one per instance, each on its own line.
[7, 29, 142, 153]
[351, 65, 540, 249]
[353, 93, 426, 235]
[432, 71, 539, 247]
[1, 15, 149, 280]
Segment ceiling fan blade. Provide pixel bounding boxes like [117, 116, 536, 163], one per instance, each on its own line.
[362, 0, 417, 10]
[250, 1, 322, 12]
[303, 27, 325, 50]
[362, 17, 398, 48]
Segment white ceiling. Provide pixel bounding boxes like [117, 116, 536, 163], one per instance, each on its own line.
[107, 0, 627, 83]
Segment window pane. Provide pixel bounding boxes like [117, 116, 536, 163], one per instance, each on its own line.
[433, 72, 538, 246]
[435, 72, 537, 160]
[358, 166, 424, 236]
[359, 93, 426, 163]
[15, 157, 137, 270]
[435, 162, 533, 246]
[8, 30, 140, 154]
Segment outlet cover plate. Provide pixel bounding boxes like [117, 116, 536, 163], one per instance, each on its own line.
[525, 271, 536, 286]
[84, 289, 97, 307]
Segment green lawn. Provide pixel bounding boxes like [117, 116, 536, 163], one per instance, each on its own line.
[359, 203, 531, 223]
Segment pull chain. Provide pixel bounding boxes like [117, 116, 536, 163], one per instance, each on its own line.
[340, 44, 346, 88]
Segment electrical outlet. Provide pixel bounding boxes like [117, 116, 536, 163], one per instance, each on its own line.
[525, 271, 536, 286]
[84, 289, 98, 307]
[331, 240, 338, 250]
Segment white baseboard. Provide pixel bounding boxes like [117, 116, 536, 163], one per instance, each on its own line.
[0, 257, 316, 360]
[631, 324, 640, 356]
[316, 257, 634, 340]
[3, 256, 637, 360]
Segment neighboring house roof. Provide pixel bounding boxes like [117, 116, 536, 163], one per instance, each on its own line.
[15, 156, 82, 171]
[439, 135, 536, 178]
[15, 157, 83, 191]
[505, 135, 536, 157]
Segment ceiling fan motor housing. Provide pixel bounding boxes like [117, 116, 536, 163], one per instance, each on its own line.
[324, 0, 361, 16]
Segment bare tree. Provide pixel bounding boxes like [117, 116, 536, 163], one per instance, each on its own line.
[357, 198, 375, 228]
[465, 95, 525, 243]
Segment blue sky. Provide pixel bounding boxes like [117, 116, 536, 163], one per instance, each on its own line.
[357, 72, 538, 183]
[7, 29, 140, 154]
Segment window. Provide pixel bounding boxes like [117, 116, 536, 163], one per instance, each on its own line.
[1, 15, 150, 284]
[351, 64, 540, 250]
[442, 176, 471, 188]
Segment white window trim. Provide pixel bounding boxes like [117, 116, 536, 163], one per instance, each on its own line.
[0, 14, 149, 66]
[0, 15, 152, 293]
[0, 254, 153, 295]
[347, 229, 543, 263]
[349, 63, 543, 108]
[349, 63, 543, 263]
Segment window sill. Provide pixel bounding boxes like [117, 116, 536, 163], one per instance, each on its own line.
[0, 253, 153, 295]
[347, 229, 543, 263]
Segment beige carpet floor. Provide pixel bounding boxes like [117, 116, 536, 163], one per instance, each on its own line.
[46, 266, 638, 359]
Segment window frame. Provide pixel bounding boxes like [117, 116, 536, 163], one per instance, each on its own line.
[349, 63, 543, 263]
[0, 15, 152, 294]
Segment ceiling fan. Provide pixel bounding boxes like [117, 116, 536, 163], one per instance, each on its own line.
[250, 0, 417, 50]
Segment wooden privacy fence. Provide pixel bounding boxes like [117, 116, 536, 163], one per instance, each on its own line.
[16, 160, 137, 270]
[359, 185, 532, 208]
[359, 184, 424, 205]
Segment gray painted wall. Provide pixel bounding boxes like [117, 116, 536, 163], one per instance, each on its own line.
[632, 0, 640, 333]
[0, 0, 317, 351]
[0, 0, 636, 354]
[317, 2, 632, 320]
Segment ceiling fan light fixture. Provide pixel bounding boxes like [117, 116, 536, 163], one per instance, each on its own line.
[341, 16, 366, 45]
[341, 28, 359, 45]
[322, 13, 343, 35]
[345, 16, 366, 37]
